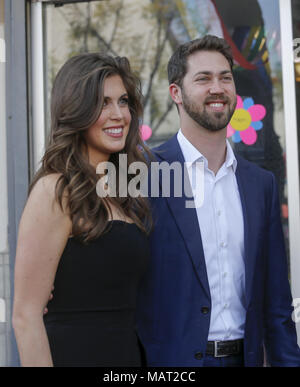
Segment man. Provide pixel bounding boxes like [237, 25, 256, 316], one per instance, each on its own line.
[136, 35, 300, 367]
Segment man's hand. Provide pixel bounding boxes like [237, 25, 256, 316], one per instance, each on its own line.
[43, 286, 54, 315]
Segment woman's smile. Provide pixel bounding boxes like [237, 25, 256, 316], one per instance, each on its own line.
[103, 126, 124, 138]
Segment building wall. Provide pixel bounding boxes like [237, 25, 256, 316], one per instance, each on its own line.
[0, 0, 10, 367]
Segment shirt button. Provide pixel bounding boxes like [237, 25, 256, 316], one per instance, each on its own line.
[220, 242, 227, 248]
[194, 352, 203, 360]
[201, 307, 210, 314]
[217, 210, 221, 216]
[224, 303, 228, 309]
[223, 272, 227, 278]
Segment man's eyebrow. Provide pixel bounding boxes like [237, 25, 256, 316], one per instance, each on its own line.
[193, 70, 232, 77]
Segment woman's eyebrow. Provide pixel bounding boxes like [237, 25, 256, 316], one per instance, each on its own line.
[103, 93, 128, 99]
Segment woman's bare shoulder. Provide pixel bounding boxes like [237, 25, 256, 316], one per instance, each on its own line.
[28, 173, 69, 215]
[31, 173, 63, 196]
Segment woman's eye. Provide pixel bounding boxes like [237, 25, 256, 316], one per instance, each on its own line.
[120, 98, 129, 105]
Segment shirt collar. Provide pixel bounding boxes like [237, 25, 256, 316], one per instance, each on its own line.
[177, 129, 237, 173]
[225, 137, 237, 172]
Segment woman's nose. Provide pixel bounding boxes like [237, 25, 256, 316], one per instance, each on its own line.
[110, 104, 123, 120]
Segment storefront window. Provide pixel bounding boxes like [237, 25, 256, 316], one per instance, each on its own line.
[212, 0, 289, 265]
[44, 0, 181, 145]
[44, 0, 290, 267]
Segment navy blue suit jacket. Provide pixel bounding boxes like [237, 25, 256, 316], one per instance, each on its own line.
[137, 135, 300, 366]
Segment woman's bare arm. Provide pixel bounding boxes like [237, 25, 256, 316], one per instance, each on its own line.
[12, 174, 72, 367]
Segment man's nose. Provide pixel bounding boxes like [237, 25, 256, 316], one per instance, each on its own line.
[208, 79, 224, 95]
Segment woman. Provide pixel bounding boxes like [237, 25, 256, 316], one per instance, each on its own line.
[12, 53, 152, 367]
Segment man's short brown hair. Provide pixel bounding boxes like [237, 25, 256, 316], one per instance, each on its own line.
[167, 35, 234, 87]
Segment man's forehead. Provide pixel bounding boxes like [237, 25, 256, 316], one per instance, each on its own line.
[186, 50, 231, 73]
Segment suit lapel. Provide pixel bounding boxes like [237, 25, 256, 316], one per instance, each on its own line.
[153, 136, 211, 299]
[235, 155, 258, 308]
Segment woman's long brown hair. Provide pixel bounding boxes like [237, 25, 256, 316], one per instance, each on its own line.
[29, 53, 152, 243]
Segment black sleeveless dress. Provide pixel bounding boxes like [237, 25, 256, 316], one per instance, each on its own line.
[44, 221, 150, 367]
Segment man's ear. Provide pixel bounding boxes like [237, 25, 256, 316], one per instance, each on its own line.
[169, 83, 182, 105]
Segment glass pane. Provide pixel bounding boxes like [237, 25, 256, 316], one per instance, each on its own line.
[44, 0, 290, 268]
[44, 0, 180, 146]
[212, 0, 289, 268]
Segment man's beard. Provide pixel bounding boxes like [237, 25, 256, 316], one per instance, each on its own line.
[181, 88, 236, 132]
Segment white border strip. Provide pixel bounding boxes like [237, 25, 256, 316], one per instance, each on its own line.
[31, 1, 45, 173]
[279, 0, 300, 341]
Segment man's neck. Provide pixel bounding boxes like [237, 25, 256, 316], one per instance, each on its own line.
[181, 126, 227, 175]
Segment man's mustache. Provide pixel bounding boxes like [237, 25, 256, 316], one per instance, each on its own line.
[204, 95, 232, 104]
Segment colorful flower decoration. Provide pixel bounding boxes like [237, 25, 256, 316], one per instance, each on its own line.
[140, 124, 152, 141]
[227, 95, 266, 145]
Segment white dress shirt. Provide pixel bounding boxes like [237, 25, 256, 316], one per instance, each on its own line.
[177, 129, 246, 341]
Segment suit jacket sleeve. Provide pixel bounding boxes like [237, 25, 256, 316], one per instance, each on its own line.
[264, 173, 300, 366]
